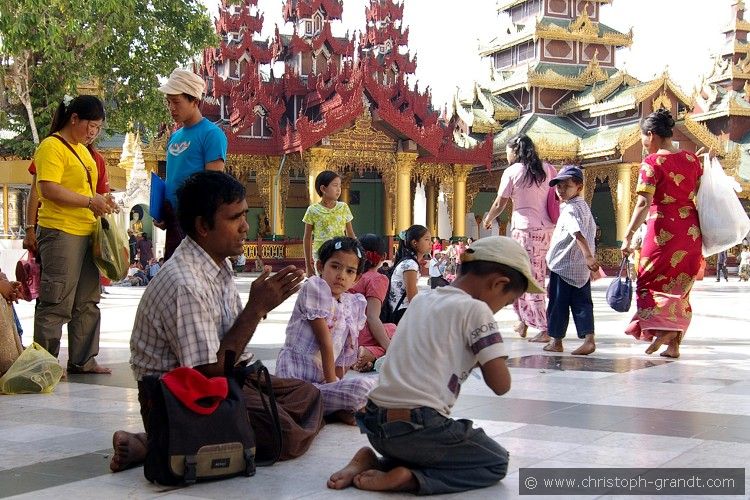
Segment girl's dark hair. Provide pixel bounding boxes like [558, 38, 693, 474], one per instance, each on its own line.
[318, 237, 366, 275]
[49, 95, 105, 135]
[641, 108, 675, 138]
[395, 224, 428, 265]
[459, 261, 528, 295]
[359, 233, 386, 272]
[315, 170, 340, 197]
[177, 171, 246, 238]
[507, 134, 545, 187]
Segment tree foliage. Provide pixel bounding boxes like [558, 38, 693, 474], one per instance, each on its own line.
[0, 0, 218, 158]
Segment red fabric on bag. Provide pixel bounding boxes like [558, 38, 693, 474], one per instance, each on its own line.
[15, 251, 40, 301]
[162, 367, 228, 415]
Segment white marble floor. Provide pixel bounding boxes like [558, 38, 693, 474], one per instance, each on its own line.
[1, 276, 749, 499]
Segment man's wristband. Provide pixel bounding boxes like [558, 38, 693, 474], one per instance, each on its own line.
[24, 225, 35, 230]
[87, 197, 93, 210]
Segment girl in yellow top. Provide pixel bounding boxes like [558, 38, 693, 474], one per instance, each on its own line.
[33, 95, 117, 374]
[303, 170, 355, 277]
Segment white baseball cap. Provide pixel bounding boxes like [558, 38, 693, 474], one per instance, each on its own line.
[460, 236, 544, 293]
[158, 68, 206, 99]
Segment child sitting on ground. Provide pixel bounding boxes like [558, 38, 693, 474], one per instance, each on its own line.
[543, 166, 599, 355]
[350, 234, 397, 372]
[276, 237, 376, 425]
[328, 236, 543, 495]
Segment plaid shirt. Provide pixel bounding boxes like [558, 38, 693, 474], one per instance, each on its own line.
[546, 196, 597, 288]
[130, 236, 247, 381]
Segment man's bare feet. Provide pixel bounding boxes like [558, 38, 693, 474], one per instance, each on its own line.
[68, 362, 112, 375]
[528, 331, 551, 343]
[110, 431, 147, 472]
[352, 347, 376, 372]
[543, 339, 563, 352]
[327, 447, 381, 490]
[571, 335, 595, 355]
[513, 321, 528, 338]
[645, 332, 677, 355]
[353, 466, 418, 492]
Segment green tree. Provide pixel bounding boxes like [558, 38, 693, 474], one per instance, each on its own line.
[0, 0, 218, 158]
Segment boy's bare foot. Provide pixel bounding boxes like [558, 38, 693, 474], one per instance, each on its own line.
[543, 339, 563, 352]
[352, 347, 376, 372]
[572, 335, 595, 355]
[529, 331, 551, 343]
[110, 431, 147, 472]
[331, 409, 357, 426]
[354, 466, 418, 492]
[327, 447, 381, 489]
[513, 321, 527, 338]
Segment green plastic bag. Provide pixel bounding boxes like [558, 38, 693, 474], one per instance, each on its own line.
[0, 342, 64, 394]
[92, 213, 130, 281]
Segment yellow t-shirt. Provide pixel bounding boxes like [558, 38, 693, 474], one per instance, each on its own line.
[34, 136, 98, 236]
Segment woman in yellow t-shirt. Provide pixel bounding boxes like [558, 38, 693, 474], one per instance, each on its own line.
[33, 95, 117, 374]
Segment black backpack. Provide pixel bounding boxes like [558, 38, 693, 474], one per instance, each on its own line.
[379, 257, 416, 325]
[143, 352, 281, 486]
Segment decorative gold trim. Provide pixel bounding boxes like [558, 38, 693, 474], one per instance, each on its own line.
[557, 70, 640, 115]
[535, 13, 633, 47]
[683, 116, 726, 156]
[527, 55, 609, 91]
[652, 91, 672, 112]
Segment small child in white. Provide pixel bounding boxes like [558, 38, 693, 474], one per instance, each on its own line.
[543, 166, 600, 355]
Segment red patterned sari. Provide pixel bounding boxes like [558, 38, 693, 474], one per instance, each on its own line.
[625, 151, 703, 341]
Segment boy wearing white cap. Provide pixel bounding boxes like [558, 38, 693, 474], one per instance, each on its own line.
[156, 68, 228, 259]
[328, 236, 543, 495]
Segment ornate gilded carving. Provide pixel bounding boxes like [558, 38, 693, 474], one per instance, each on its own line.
[582, 165, 617, 214]
[535, 12, 633, 47]
[327, 111, 396, 153]
[652, 91, 672, 112]
[683, 116, 726, 156]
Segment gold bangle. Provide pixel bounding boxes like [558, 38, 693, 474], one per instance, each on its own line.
[87, 197, 93, 209]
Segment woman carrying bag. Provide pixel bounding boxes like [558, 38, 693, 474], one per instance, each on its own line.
[620, 109, 703, 359]
[33, 95, 117, 374]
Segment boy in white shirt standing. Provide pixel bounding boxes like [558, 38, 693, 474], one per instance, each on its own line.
[327, 236, 543, 495]
[543, 166, 599, 355]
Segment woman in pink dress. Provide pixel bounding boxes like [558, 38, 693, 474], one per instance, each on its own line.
[483, 134, 556, 342]
[621, 109, 703, 358]
[431, 237, 443, 257]
[350, 234, 397, 371]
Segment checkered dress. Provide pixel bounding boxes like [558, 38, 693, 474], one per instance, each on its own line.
[275, 276, 376, 415]
[130, 237, 248, 381]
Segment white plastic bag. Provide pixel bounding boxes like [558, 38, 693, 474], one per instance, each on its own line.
[696, 157, 750, 256]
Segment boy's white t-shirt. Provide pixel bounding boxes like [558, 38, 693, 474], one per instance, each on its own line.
[369, 286, 507, 416]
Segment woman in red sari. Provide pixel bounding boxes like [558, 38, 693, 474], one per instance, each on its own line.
[621, 109, 703, 358]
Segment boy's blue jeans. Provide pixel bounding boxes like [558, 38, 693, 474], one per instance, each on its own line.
[546, 271, 594, 339]
[357, 400, 509, 495]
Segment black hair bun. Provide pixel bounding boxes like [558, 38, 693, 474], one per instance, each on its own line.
[655, 108, 675, 129]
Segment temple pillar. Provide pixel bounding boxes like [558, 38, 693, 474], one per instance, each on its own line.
[2, 184, 8, 234]
[307, 148, 328, 205]
[395, 153, 417, 233]
[425, 181, 437, 236]
[616, 163, 636, 241]
[382, 182, 394, 235]
[340, 172, 352, 205]
[452, 165, 473, 238]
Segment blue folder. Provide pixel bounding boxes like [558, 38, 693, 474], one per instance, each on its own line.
[149, 172, 166, 221]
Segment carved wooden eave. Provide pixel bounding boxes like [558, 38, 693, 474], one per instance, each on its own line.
[683, 116, 727, 156]
[727, 18, 750, 33]
[534, 12, 633, 47]
[534, 137, 580, 162]
[527, 57, 609, 91]
[478, 29, 534, 57]
[556, 70, 641, 115]
[584, 73, 691, 118]
[498, 0, 610, 11]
